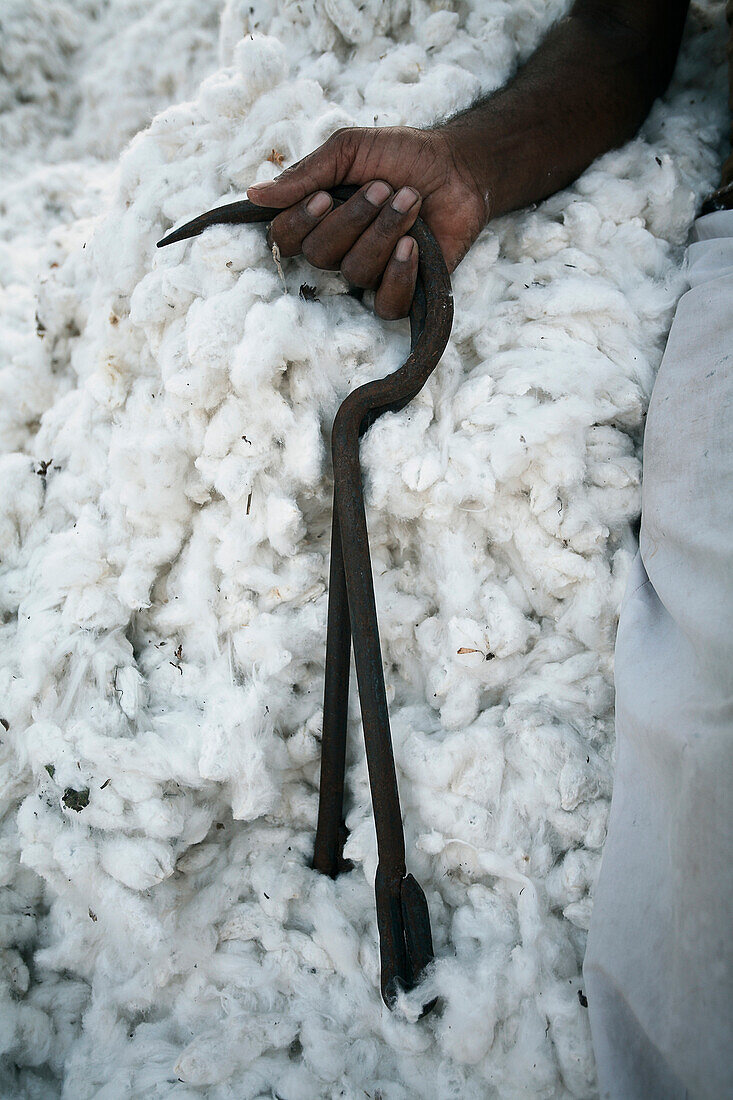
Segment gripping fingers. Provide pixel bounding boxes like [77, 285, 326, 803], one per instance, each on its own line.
[374, 236, 418, 320]
[340, 186, 422, 289]
[300, 181, 394, 270]
[268, 191, 334, 257]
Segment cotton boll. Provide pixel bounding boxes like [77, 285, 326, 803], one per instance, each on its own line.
[495, 998, 558, 1096]
[545, 848, 600, 919]
[0, 455, 43, 564]
[232, 34, 289, 98]
[434, 963, 500, 1065]
[480, 585, 539, 659]
[438, 677, 481, 731]
[321, 0, 372, 45]
[232, 295, 322, 390]
[285, 723, 320, 769]
[0, 1000, 53, 1068]
[447, 616, 490, 664]
[0, 949, 29, 997]
[416, 9, 460, 50]
[323, 0, 408, 45]
[200, 686, 284, 821]
[265, 494, 306, 557]
[198, 69, 254, 122]
[186, 278, 262, 375]
[165, 362, 230, 413]
[271, 1063, 325, 1100]
[363, 46, 481, 127]
[232, 616, 292, 678]
[541, 980, 597, 1095]
[130, 270, 177, 328]
[401, 448, 443, 493]
[281, 411, 325, 488]
[308, 881, 364, 980]
[557, 752, 603, 812]
[299, 1018, 349, 1082]
[100, 836, 175, 891]
[174, 1032, 237, 1085]
[211, 452, 253, 503]
[202, 395, 251, 459]
[124, 790, 198, 842]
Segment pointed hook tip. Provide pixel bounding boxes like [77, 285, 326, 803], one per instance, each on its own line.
[156, 211, 215, 249]
[156, 227, 194, 249]
[156, 200, 259, 251]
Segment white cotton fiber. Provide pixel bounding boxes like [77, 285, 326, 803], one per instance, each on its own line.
[0, 0, 728, 1097]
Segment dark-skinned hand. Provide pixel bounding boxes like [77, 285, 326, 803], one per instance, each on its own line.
[246, 126, 488, 320]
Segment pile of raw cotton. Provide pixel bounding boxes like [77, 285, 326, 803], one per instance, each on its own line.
[0, 0, 728, 1096]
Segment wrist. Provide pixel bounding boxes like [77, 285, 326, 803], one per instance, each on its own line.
[437, 107, 524, 223]
[434, 7, 674, 223]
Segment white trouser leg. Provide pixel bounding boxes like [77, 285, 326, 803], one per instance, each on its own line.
[583, 209, 733, 1100]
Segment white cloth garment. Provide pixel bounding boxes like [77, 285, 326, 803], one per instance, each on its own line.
[583, 208, 733, 1100]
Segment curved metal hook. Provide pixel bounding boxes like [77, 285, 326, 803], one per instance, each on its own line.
[158, 187, 453, 1013]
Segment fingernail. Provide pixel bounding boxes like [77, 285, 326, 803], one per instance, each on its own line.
[365, 180, 392, 206]
[247, 185, 272, 204]
[395, 237, 414, 261]
[307, 191, 332, 216]
[392, 186, 419, 213]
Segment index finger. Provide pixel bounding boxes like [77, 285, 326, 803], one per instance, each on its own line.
[247, 129, 356, 209]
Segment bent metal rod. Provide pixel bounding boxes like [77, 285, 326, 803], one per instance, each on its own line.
[158, 186, 454, 1012]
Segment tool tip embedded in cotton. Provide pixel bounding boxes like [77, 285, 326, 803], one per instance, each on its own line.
[156, 213, 211, 248]
[156, 226, 192, 248]
[156, 229, 181, 248]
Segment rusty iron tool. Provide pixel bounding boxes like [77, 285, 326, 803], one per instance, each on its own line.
[158, 186, 453, 1012]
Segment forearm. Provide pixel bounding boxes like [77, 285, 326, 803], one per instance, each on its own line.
[438, 0, 689, 220]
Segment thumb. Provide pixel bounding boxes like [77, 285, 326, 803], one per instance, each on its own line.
[247, 129, 355, 208]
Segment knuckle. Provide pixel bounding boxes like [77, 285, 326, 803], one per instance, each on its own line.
[375, 299, 406, 321]
[270, 209, 291, 234]
[375, 203, 416, 242]
[388, 198, 420, 225]
[268, 219, 297, 255]
[300, 236, 318, 264]
[375, 265, 414, 319]
[388, 264, 411, 287]
[338, 255, 357, 284]
[348, 192, 379, 221]
[371, 214, 402, 246]
[301, 236, 331, 269]
[340, 255, 378, 289]
[277, 240, 300, 259]
[328, 127, 352, 149]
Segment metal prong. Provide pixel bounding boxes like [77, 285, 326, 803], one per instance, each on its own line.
[375, 866, 436, 1014]
[156, 199, 275, 248]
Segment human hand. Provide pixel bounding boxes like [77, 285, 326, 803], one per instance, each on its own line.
[246, 126, 488, 319]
